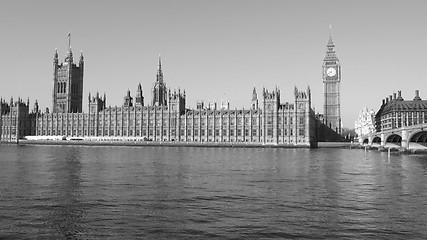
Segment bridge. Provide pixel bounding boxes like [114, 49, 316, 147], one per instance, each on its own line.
[359, 123, 427, 150]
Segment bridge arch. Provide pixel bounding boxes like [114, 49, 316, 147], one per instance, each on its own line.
[385, 133, 402, 148]
[362, 138, 369, 144]
[386, 133, 402, 143]
[372, 136, 381, 145]
[408, 130, 427, 147]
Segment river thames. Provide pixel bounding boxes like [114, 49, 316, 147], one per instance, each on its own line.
[0, 144, 426, 239]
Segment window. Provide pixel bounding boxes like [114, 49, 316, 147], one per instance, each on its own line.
[252, 129, 257, 136]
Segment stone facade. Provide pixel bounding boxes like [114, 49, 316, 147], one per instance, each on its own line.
[0, 98, 37, 142]
[0, 38, 322, 147]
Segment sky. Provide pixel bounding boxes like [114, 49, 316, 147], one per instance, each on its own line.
[1, 0, 426, 128]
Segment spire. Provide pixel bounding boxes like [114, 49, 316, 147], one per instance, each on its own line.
[68, 32, 71, 51]
[252, 87, 257, 100]
[324, 26, 338, 61]
[65, 32, 73, 62]
[328, 24, 333, 45]
[80, 50, 84, 62]
[156, 55, 163, 83]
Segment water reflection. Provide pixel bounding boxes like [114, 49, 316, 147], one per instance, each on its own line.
[46, 146, 86, 239]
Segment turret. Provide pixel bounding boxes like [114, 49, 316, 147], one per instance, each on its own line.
[123, 90, 133, 107]
[54, 48, 58, 65]
[34, 100, 39, 113]
[89, 92, 106, 113]
[135, 83, 144, 107]
[263, 87, 280, 111]
[251, 87, 258, 109]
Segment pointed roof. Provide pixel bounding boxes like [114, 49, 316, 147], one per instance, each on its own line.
[327, 33, 334, 47]
[252, 87, 257, 100]
[156, 55, 164, 83]
[324, 28, 338, 62]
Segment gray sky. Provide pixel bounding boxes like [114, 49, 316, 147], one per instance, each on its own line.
[1, 0, 426, 128]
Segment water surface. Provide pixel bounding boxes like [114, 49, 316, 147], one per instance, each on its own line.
[1, 145, 426, 239]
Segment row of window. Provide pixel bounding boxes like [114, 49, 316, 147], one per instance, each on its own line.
[38, 116, 305, 127]
[36, 127, 306, 138]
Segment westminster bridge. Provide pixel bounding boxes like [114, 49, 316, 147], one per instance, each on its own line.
[359, 123, 427, 150]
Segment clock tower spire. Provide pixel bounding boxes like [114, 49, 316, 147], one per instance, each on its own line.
[322, 29, 342, 135]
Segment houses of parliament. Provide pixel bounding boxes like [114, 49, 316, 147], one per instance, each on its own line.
[0, 34, 342, 146]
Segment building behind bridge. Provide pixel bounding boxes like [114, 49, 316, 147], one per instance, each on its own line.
[375, 90, 427, 132]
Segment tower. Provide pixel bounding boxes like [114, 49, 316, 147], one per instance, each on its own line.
[322, 28, 341, 134]
[89, 92, 106, 113]
[262, 87, 280, 143]
[251, 87, 259, 109]
[152, 56, 167, 106]
[169, 89, 186, 115]
[52, 33, 84, 113]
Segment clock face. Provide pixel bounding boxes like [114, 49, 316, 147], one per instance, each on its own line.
[326, 67, 336, 77]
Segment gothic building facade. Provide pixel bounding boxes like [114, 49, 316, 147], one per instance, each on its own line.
[1, 36, 321, 146]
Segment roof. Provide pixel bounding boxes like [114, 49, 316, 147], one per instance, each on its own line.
[380, 98, 427, 115]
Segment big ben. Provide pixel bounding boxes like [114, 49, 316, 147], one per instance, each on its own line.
[322, 31, 342, 135]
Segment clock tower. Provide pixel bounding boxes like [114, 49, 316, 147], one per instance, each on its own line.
[322, 31, 342, 135]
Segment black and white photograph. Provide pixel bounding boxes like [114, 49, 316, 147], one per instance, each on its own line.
[1, 0, 426, 239]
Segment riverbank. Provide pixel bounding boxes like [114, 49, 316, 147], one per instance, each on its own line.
[356, 144, 427, 154]
[12, 139, 313, 148]
[6, 140, 425, 153]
